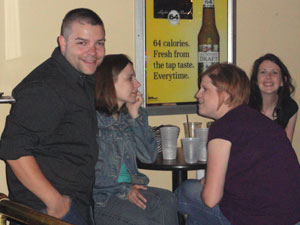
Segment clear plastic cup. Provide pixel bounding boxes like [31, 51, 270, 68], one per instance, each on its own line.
[160, 126, 180, 160]
[195, 128, 209, 161]
[181, 137, 200, 164]
[199, 141, 207, 161]
[195, 128, 209, 142]
[183, 122, 202, 137]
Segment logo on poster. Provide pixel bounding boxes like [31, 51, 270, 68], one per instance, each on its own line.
[168, 10, 180, 25]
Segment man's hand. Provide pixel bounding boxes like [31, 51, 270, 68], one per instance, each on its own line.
[7, 156, 70, 219]
[46, 195, 71, 219]
[128, 185, 147, 209]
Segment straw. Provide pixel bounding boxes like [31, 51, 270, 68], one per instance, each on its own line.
[186, 114, 191, 137]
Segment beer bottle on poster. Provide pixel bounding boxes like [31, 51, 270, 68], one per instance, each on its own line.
[198, 0, 220, 83]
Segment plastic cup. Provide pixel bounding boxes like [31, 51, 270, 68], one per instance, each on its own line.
[183, 122, 202, 137]
[195, 128, 209, 142]
[160, 126, 180, 160]
[181, 138, 200, 164]
[199, 141, 207, 161]
[195, 128, 209, 161]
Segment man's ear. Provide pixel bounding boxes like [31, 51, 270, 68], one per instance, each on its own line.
[58, 35, 66, 55]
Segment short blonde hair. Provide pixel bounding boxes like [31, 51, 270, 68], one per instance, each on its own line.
[200, 63, 250, 107]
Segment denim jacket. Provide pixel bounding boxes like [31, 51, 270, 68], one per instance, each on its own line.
[93, 107, 157, 207]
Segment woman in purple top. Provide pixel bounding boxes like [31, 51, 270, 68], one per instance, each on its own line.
[175, 63, 300, 225]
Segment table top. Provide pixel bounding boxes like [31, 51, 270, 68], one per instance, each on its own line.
[137, 147, 207, 171]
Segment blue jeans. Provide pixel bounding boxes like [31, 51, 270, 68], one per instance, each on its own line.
[175, 179, 231, 225]
[41, 200, 91, 225]
[59, 200, 91, 225]
[94, 186, 178, 225]
[9, 200, 91, 225]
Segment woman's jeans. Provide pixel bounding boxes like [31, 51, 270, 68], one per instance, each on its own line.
[175, 179, 231, 225]
[94, 186, 178, 225]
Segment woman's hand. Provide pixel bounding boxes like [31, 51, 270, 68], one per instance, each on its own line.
[128, 184, 147, 209]
[126, 91, 144, 119]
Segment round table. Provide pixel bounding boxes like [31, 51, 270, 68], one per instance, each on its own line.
[137, 147, 206, 225]
[137, 147, 206, 191]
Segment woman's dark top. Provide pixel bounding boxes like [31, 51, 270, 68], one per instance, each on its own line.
[249, 96, 298, 128]
[208, 105, 300, 225]
[275, 96, 298, 128]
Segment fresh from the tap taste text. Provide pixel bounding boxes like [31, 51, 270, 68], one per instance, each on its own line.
[151, 38, 194, 81]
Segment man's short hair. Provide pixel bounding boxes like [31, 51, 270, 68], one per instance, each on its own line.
[60, 8, 104, 39]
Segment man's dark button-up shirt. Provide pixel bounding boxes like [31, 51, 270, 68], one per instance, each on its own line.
[0, 47, 98, 223]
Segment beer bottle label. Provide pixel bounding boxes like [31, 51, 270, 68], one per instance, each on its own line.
[198, 44, 219, 73]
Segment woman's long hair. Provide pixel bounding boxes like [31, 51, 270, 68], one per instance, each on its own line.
[95, 54, 133, 115]
[249, 53, 295, 125]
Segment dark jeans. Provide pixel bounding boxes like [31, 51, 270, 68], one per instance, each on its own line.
[94, 186, 178, 225]
[58, 200, 90, 225]
[9, 200, 91, 225]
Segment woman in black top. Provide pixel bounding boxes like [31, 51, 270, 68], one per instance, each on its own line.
[249, 53, 298, 141]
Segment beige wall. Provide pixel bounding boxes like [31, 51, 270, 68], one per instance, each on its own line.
[236, 0, 300, 156]
[1, 0, 300, 195]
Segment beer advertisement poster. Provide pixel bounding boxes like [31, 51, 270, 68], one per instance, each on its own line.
[145, 0, 229, 105]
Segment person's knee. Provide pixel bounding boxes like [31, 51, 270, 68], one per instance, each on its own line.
[176, 179, 201, 201]
[145, 188, 177, 210]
